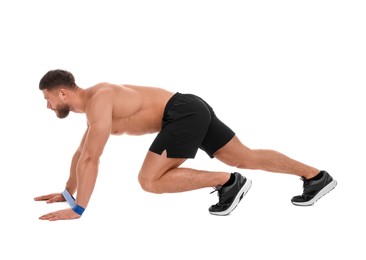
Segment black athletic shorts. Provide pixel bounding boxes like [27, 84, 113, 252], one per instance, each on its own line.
[149, 92, 235, 158]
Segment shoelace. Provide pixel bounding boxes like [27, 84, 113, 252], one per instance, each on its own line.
[210, 185, 222, 194]
[210, 185, 223, 204]
[299, 177, 313, 198]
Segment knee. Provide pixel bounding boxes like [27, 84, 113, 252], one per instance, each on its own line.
[138, 173, 162, 194]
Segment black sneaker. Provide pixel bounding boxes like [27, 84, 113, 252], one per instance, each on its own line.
[291, 170, 337, 206]
[209, 172, 252, 216]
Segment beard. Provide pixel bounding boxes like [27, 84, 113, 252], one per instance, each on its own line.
[55, 103, 70, 119]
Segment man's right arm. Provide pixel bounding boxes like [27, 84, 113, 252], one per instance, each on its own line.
[34, 127, 89, 203]
[65, 127, 89, 195]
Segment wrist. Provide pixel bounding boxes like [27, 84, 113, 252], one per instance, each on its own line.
[62, 188, 86, 216]
[72, 204, 85, 215]
[61, 189, 76, 207]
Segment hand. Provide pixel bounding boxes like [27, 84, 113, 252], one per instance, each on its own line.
[34, 193, 65, 203]
[39, 208, 81, 221]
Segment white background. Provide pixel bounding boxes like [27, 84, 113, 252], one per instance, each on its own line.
[1, 0, 365, 259]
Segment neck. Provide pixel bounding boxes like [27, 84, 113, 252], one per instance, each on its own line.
[70, 88, 87, 113]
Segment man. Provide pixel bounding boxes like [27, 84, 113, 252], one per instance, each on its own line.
[34, 69, 337, 221]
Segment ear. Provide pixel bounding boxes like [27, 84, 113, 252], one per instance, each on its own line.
[58, 88, 68, 101]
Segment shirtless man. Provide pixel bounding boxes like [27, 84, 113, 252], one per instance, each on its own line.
[34, 69, 337, 221]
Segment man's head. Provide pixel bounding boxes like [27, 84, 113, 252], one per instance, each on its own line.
[39, 69, 78, 118]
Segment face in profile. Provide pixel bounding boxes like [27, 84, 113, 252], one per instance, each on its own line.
[43, 89, 71, 119]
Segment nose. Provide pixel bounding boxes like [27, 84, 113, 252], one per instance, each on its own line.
[47, 101, 52, 109]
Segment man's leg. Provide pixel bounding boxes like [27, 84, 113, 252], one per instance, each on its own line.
[138, 150, 231, 194]
[213, 135, 319, 179]
[213, 135, 337, 206]
[138, 150, 251, 215]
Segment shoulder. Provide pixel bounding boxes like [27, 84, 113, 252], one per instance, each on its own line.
[84, 84, 116, 122]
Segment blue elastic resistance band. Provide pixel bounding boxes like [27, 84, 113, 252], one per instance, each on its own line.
[72, 204, 85, 215]
[61, 189, 76, 208]
[61, 189, 85, 216]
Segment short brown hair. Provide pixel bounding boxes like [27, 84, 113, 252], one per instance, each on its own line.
[39, 69, 77, 91]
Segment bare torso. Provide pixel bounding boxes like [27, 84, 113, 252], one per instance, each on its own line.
[84, 83, 174, 136]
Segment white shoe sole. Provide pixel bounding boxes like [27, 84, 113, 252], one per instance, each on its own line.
[210, 178, 252, 216]
[292, 179, 337, 206]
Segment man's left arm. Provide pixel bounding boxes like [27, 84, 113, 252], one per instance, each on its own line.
[39, 94, 112, 221]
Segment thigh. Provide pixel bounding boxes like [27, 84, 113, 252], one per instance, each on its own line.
[200, 111, 235, 158]
[138, 150, 186, 182]
[213, 135, 252, 167]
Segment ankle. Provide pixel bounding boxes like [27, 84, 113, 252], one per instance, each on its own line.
[222, 173, 235, 187]
[218, 173, 230, 186]
[303, 170, 322, 180]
